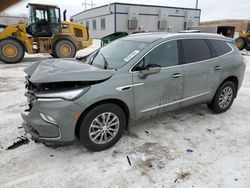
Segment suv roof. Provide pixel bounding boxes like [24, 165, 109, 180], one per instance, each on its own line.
[125, 32, 234, 43]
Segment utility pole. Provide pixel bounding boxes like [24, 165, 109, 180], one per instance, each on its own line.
[195, 0, 199, 9]
[82, 0, 96, 10]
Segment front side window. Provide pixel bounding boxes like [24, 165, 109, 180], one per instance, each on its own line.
[35, 8, 48, 22]
[133, 40, 179, 71]
[49, 7, 60, 23]
[181, 39, 212, 64]
[91, 39, 149, 69]
[92, 19, 96, 30]
[145, 40, 179, 68]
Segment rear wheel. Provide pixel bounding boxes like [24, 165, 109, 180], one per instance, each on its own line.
[53, 39, 76, 58]
[0, 38, 25, 64]
[235, 37, 246, 51]
[207, 81, 236, 114]
[79, 103, 126, 151]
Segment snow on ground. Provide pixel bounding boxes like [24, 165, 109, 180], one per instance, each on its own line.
[0, 46, 250, 188]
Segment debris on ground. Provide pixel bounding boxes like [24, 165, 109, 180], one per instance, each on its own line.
[127, 155, 132, 166]
[186, 149, 193, 153]
[145, 131, 149, 134]
[6, 136, 29, 150]
[174, 171, 191, 183]
[124, 131, 139, 139]
[197, 112, 205, 116]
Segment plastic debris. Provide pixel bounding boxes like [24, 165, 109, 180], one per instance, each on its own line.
[127, 156, 131, 166]
[6, 136, 29, 150]
[174, 171, 191, 183]
[186, 149, 193, 153]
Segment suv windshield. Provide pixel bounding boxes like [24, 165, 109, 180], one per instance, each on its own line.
[91, 39, 150, 69]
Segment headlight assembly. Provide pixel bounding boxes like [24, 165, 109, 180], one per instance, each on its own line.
[35, 86, 90, 100]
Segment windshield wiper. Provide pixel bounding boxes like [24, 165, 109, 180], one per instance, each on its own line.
[100, 53, 109, 70]
[89, 49, 100, 65]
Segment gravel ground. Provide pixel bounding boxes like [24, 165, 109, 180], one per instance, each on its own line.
[0, 48, 250, 188]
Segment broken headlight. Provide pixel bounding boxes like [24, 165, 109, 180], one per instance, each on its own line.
[35, 86, 90, 100]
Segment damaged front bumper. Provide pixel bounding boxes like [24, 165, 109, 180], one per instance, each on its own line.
[21, 98, 85, 144]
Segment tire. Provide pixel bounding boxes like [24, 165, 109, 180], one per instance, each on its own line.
[79, 103, 126, 151]
[245, 44, 250, 51]
[235, 37, 245, 51]
[245, 32, 250, 45]
[53, 39, 76, 58]
[207, 81, 236, 114]
[50, 53, 56, 58]
[0, 38, 25, 64]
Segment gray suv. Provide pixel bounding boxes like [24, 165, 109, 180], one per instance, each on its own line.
[22, 33, 246, 151]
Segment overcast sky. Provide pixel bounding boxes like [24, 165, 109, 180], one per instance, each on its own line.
[3, 0, 250, 21]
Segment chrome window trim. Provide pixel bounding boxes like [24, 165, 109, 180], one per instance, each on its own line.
[141, 92, 210, 113]
[129, 37, 234, 73]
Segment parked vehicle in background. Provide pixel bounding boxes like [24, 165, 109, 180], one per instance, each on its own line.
[22, 32, 246, 151]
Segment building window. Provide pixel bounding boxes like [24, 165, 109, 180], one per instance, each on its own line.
[86, 20, 89, 29]
[101, 18, 105, 30]
[92, 19, 96, 30]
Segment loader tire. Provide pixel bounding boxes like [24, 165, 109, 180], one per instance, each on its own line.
[235, 37, 245, 51]
[0, 38, 25, 64]
[245, 45, 250, 51]
[53, 39, 76, 58]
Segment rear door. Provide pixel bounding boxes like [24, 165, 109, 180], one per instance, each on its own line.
[132, 40, 184, 119]
[179, 39, 215, 106]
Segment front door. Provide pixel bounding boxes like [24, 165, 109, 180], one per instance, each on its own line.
[131, 40, 184, 119]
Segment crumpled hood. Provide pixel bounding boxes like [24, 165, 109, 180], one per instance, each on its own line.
[24, 59, 114, 83]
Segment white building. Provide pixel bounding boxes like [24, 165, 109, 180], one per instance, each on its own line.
[72, 2, 201, 39]
[0, 15, 28, 26]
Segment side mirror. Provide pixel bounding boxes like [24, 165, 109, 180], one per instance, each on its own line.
[138, 64, 161, 79]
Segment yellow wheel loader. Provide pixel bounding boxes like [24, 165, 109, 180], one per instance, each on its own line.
[0, 3, 92, 64]
[235, 23, 250, 51]
[235, 31, 250, 51]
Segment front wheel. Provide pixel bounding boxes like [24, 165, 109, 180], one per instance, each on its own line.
[79, 103, 126, 151]
[0, 38, 25, 64]
[207, 81, 236, 114]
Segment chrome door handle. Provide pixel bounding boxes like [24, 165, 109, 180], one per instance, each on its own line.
[172, 73, 181, 78]
[214, 66, 221, 70]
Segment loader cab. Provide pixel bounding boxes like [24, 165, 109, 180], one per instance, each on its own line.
[26, 3, 61, 37]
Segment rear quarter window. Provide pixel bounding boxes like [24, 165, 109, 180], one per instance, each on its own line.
[209, 39, 232, 56]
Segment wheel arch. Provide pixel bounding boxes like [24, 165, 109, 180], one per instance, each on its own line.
[219, 76, 239, 98]
[75, 99, 130, 138]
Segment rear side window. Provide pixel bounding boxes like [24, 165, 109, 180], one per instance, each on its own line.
[181, 39, 212, 64]
[209, 39, 232, 56]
